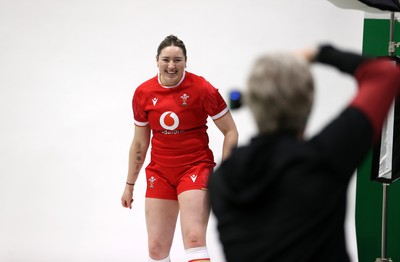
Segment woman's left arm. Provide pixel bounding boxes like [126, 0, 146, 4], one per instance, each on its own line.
[213, 111, 239, 161]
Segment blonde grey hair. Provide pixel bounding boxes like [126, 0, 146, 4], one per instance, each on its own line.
[246, 53, 314, 135]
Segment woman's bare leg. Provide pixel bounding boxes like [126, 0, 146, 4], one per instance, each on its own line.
[145, 198, 179, 260]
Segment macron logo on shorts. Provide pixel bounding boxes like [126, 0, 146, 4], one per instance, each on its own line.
[190, 174, 197, 182]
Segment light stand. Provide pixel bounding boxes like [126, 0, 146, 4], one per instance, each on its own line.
[374, 12, 399, 262]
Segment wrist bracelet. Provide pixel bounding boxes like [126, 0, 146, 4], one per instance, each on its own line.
[126, 182, 135, 186]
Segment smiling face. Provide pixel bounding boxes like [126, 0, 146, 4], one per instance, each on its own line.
[157, 45, 186, 87]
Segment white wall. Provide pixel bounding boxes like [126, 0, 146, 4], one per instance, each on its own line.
[0, 0, 365, 261]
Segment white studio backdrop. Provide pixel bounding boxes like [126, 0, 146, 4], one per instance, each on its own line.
[0, 0, 364, 261]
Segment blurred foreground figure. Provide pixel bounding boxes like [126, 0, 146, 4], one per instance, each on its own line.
[208, 45, 400, 262]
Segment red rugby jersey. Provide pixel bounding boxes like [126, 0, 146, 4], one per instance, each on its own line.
[132, 71, 228, 167]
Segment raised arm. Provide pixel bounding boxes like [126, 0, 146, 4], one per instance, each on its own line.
[314, 44, 370, 75]
[314, 45, 400, 142]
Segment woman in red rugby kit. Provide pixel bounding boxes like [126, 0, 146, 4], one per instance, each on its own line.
[121, 35, 238, 262]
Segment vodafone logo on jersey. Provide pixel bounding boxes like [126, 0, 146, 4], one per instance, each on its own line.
[160, 111, 179, 130]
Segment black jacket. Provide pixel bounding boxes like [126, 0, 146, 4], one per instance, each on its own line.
[208, 46, 384, 262]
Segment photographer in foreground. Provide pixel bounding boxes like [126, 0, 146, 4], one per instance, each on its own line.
[208, 45, 400, 262]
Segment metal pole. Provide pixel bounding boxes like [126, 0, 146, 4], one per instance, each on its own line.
[389, 12, 395, 56]
[375, 183, 392, 262]
[382, 183, 389, 259]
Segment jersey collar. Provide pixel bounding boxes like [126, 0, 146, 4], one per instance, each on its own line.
[158, 71, 186, 88]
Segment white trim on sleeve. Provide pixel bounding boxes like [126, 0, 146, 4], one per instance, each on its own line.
[134, 120, 149, 126]
[211, 107, 229, 120]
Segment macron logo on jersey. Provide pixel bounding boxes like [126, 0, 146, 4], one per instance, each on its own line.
[152, 98, 158, 106]
[190, 174, 197, 182]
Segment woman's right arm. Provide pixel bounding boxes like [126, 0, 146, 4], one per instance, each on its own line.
[314, 45, 400, 142]
[121, 125, 151, 209]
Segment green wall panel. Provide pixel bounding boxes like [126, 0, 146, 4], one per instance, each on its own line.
[356, 17, 400, 262]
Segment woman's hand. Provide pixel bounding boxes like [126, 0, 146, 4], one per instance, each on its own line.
[294, 47, 317, 63]
[121, 185, 134, 209]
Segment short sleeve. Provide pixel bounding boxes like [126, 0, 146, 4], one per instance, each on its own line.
[132, 87, 149, 126]
[203, 81, 229, 120]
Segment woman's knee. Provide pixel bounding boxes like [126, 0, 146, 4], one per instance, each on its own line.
[148, 238, 171, 259]
[183, 230, 206, 248]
